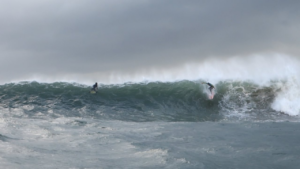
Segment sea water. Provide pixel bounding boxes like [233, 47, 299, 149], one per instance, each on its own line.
[1, 55, 300, 168]
[0, 79, 300, 169]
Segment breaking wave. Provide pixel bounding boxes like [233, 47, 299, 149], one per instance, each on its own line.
[0, 80, 298, 122]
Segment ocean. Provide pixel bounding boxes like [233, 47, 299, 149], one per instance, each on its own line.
[0, 79, 300, 169]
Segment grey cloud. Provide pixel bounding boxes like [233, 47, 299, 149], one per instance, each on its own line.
[0, 0, 300, 82]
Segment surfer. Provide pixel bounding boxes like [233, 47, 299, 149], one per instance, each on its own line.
[92, 82, 98, 91]
[202, 82, 215, 94]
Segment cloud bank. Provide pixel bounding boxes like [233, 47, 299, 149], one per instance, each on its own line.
[0, 0, 300, 83]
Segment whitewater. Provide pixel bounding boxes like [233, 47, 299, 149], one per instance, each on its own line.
[1, 54, 300, 168]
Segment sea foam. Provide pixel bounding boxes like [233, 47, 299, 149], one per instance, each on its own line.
[271, 77, 300, 116]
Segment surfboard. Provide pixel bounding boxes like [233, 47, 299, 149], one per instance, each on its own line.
[90, 89, 97, 94]
[208, 91, 214, 100]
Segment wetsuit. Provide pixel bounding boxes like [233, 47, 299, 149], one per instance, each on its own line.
[92, 83, 98, 91]
[207, 83, 214, 94]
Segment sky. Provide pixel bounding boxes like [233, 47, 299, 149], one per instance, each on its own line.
[1, 0, 300, 84]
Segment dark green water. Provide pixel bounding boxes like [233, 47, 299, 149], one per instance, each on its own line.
[0, 80, 288, 122]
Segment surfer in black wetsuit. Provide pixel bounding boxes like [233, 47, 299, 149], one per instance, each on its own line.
[202, 82, 215, 94]
[92, 82, 98, 91]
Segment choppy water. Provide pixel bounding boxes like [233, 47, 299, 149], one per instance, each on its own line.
[0, 80, 300, 168]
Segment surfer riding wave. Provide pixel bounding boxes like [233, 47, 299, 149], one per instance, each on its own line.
[92, 82, 98, 91]
[202, 82, 215, 99]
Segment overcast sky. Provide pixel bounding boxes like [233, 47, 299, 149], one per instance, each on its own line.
[1, 0, 300, 84]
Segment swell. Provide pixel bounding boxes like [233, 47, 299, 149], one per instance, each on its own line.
[0, 80, 295, 122]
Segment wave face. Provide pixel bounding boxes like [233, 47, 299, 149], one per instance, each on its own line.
[0, 80, 297, 122]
